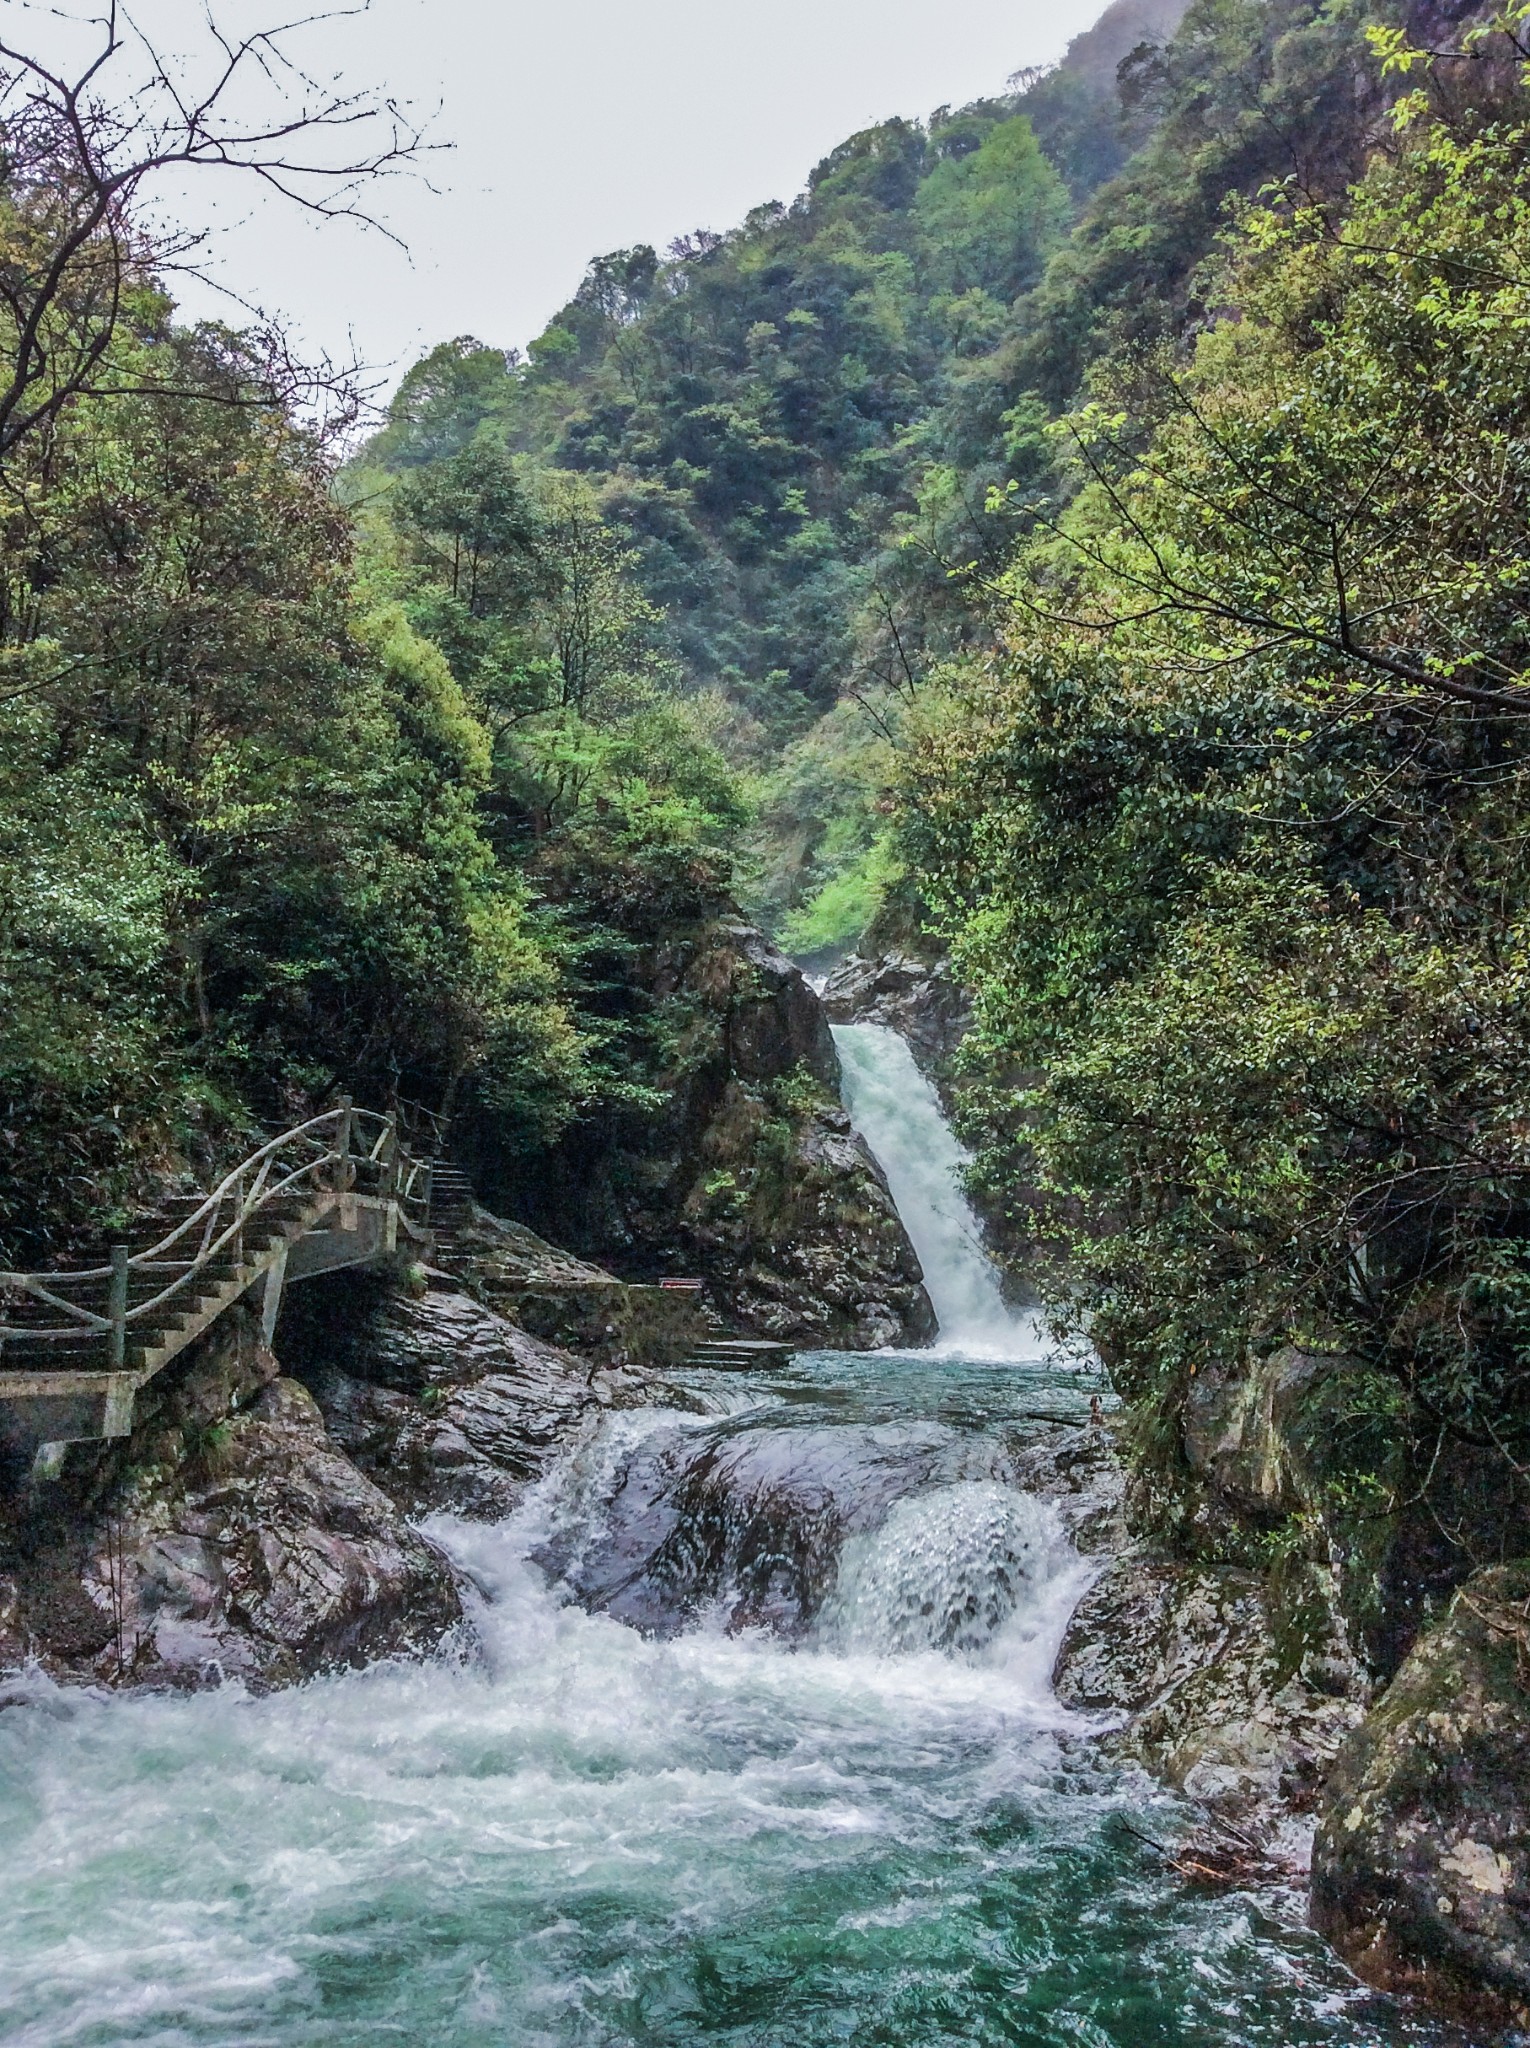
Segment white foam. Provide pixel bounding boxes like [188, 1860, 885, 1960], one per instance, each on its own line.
[819, 1480, 1078, 1667]
[831, 1022, 1043, 1357]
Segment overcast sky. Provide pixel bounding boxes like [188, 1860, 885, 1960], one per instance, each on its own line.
[19, 0, 1111, 392]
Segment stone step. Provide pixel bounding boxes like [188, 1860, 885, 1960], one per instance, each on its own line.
[2, 1235, 293, 1351]
[685, 1339, 796, 1371]
[428, 1166, 476, 1232]
[22, 1194, 320, 1275]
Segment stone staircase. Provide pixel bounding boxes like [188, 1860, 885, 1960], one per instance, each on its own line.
[424, 1161, 477, 1244]
[0, 1104, 434, 1454]
[685, 1338, 796, 1371]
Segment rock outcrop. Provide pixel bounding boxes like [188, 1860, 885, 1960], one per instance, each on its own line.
[1054, 1549, 1367, 1845]
[1311, 1562, 1530, 2036]
[0, 1310, 462, 1691]
[820, 950, 969, 1083]
[1062, 1323, 1530, 2026]
[1000, 1419, 1125, 1555]
[284, 1267, 653, 1522]
[548, 1406, 1116, 1643]
[447, 1208, 707, 1369]
[476, 916, 935, 1348]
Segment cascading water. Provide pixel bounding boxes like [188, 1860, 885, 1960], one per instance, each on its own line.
[832, 1022, 1037, 1355]
[0, 1029, 1448, 2048]
[819, 1481, 1067, 1656]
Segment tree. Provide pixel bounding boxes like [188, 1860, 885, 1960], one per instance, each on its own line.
[915, 116, 1069, 301]
[902, 39, 1530, 1509]
[0, 3, 425, 460]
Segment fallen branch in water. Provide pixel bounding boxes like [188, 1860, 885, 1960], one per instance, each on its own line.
[1117, 1813, 1279, 1889]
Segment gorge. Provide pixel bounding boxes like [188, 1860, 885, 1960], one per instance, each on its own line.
[0, 1009, 1465, 2048]
[5, 0, 1530, 2035]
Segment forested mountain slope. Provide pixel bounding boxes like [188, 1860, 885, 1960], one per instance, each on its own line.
[350, 0, 1454, 948]
[3, 0, 1483, 1271]
[347, 0, 1184, 915]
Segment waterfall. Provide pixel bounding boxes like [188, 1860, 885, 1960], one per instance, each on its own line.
[818, 1481, 1068, 1657]
[832, 1022, 1039, 1356]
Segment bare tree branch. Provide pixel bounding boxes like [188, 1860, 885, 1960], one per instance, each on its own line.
[0, 2, 434, 456]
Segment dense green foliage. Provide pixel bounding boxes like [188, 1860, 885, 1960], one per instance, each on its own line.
[0, 197, 753, 1257]
[358, 106, 1067, 737]
[353, 0, 1436, 954]
[347, 0, 1191, 943]
[0, 301, 595, 1259]
[904, 11, 1530, 1528]
[15, 0, 1526, 1587]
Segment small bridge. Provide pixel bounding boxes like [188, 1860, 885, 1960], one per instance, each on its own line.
[0, 1102, 435, 1455]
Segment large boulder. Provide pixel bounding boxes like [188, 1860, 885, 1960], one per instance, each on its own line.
[0, 1315, 462, 1692]
[1174, 1346, 1530, 1684]
[1182, 1345, 1353, 1520]
[1311, 1561, 1530, 2035]
[448, 1208, 706, 1369]
[1053, 1548, 1366, 1841]
[998, 1419, 1126, 1555]
[292, 1275, 651, 1520]
[679, 1088, 936, 1347]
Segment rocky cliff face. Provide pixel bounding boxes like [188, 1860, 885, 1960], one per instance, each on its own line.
[0, 1309, 463, 1692]
[1054, 1549, 1368, 1849]
[280, 1258, 656, 1522]
[477, 917, 935, 1348]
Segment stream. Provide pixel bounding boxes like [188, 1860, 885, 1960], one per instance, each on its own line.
[0, 1026, 1459, 2046]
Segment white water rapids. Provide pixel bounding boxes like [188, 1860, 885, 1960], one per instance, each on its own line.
[0, 1025, 1430, 2048]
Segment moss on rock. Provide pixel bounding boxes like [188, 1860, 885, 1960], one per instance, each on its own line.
[1312, 1560, 1530, 2037]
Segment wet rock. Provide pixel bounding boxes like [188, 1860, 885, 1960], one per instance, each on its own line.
[1174, 1343, 1530, 1684]
[1000, 1421, 1126, 1554]
[552, 1414, 998, 1637]
[1054, 1548, 1367, 1841]
[821, 950, 969, 1079]
[448, 1208, 707, 1370]
[684, 1092, 936, 1348]
[299, 1279, 647, 1520]
[1183, 1345, 1355, 1521]
[1311, 1561, 1530, 2035]
[0, 1322, 462, 1692]
[718, 919, 840, 1087]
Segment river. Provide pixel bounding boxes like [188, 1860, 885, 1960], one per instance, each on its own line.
[0, 1025, 1459, 2046]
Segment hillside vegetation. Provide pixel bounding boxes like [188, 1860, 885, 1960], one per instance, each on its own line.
[4, 0, 1187, 1258]
[346, 0, 1186, 941]
[11, 0, 1530, 1558]
[907, 30, 1530, 1533]
[346, 0, 1530, 1618]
